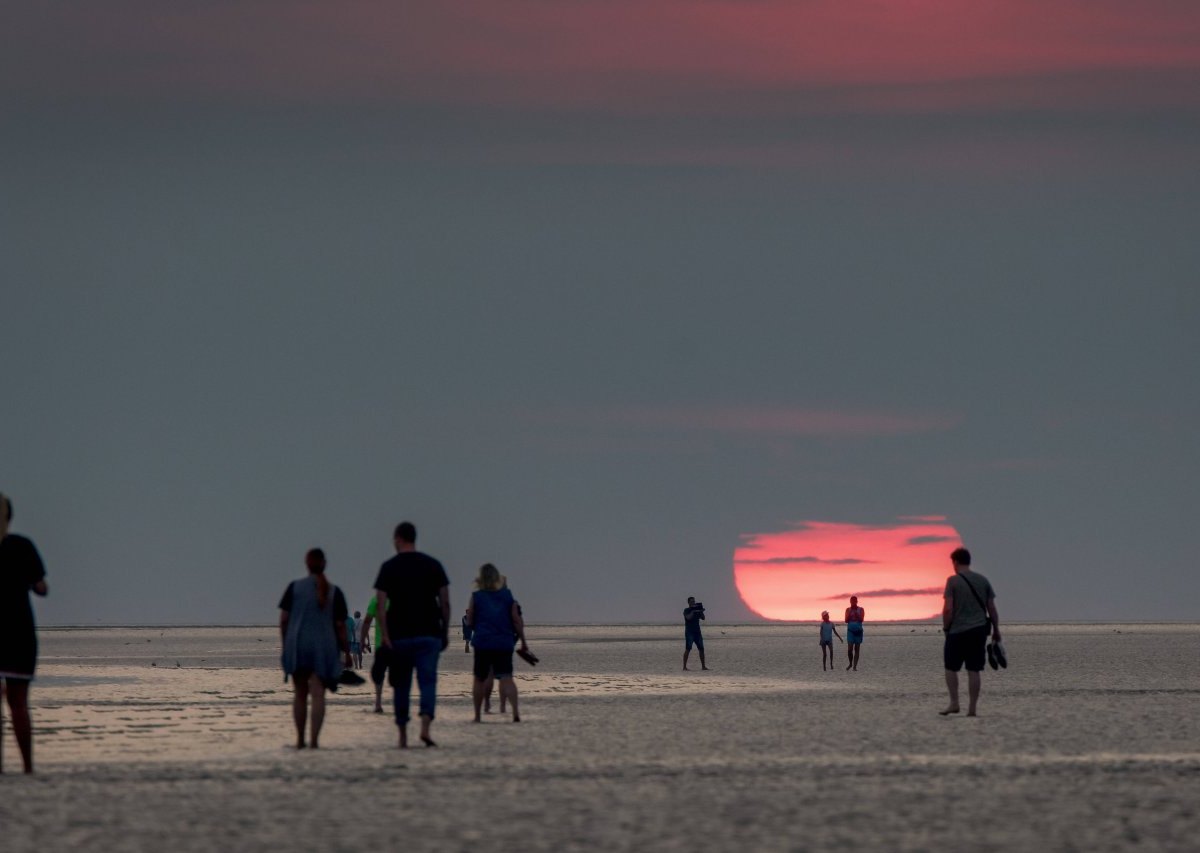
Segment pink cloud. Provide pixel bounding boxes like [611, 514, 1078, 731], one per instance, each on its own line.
[7, 1, 1200, 110]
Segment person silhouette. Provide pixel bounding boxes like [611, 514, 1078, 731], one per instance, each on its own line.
[818, 610, 843, 671]
[682, 597, 708, 671]
[940, 547, 1001, 717]
[279, 548, 349, 749]
[372, 522, 450, 748]
[844, 596, 864, 670]
[0, 493, 48, 774]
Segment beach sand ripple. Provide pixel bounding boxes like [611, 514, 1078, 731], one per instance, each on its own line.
[2, 624, 1198, 852]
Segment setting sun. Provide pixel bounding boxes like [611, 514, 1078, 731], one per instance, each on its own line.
[734, 517, 962, 621]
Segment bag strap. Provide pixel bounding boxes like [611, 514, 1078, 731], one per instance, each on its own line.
[958, 574, 992, 629]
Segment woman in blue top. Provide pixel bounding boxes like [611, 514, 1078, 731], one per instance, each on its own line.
[279, 548, 349, 749]
[466, 563, 528, 723]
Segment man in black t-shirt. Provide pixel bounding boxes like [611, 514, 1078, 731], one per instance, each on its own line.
[373, 521, 450, 748]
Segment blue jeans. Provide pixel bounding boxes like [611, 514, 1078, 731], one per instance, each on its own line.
[387, 636, 442, 725]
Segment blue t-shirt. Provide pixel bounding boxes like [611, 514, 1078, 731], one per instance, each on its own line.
[471, 588, 516, 651]
[684, 606, 704, 636]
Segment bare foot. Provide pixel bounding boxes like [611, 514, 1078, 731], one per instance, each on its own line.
[420, 735, 437, 747]
[398, 727, 408, 749]
[701, 666, 710, 670]
[939, 706, 960, 716]
[296, 740, 307, 749]
[967, 711, 978, 717]
[374, 706, 383, 714]
[512, 714, 520, 723]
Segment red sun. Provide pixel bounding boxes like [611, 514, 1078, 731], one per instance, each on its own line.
[734, 517, 962, 621]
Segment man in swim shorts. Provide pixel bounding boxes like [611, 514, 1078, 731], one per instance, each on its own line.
[360, 595, 389, 712]
[844, 596, 864, 670]
[941, 547, 1000, 717]
[682, 596, 708, 671]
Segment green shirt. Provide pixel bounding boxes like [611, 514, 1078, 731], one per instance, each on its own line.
[364, 596, 389, 647]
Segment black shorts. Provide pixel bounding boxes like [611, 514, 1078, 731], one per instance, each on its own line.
[370, 647, 391, 685]
[944, 624, 990, 672]
[473, 648, 514, 680]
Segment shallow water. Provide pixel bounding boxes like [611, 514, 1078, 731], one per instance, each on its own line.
[4, 624, 1199, 851]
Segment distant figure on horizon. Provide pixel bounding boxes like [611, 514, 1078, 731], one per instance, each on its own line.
[279, 548, 349, 749]
[940, 547, 1001, 717]
[845, 596, 865, 670]
[683, 597, 708, 671]
[373, 521, 450, 748]
[360, 595, 389, 712]
[818, 610, 843, 671]
[346, 610, 360, 669]
[0, 493, 48, 774]
[468, 564, 529, 723]
[462, 607, 473, 654]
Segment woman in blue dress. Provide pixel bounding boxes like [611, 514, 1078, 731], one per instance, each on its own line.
[466, 563, 529, 723]
[279, 548, 349, 748]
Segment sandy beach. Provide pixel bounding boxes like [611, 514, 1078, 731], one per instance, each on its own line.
[2, 623, 1198, 852]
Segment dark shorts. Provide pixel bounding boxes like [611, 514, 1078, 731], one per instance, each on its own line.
[473, 648, 514, 680]
[370, 647, 391, 685]
[685, 633, 704, 652]
[944, 624, 990, 672]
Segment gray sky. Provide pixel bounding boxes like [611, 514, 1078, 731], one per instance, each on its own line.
[3, 2, 1198, 624]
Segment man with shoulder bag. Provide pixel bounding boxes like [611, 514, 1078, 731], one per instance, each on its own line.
[940, 547, 1003, 717]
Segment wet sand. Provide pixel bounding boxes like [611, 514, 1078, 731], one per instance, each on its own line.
[2, 624, 1198, 851]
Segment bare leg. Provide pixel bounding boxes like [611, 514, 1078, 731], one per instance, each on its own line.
[292, 677, 309, 748]
[397, 724, 408, 748]
[483, 672, 494, 713]
[852, 645, 861, 671]
[966, 671, 981, 716]
[4, 680, 36, 773]
[940, 670, 961, 714]
[847, 643, 854, 669]
[683, 649, 691, 670]
[472, 677, 485, 722]
[699, 648, 708, 670]
[308, 675, 326, 748]
[419, 713, 435, 747]
[500, 676, 520, 722]
[374, 680, 384, 713]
